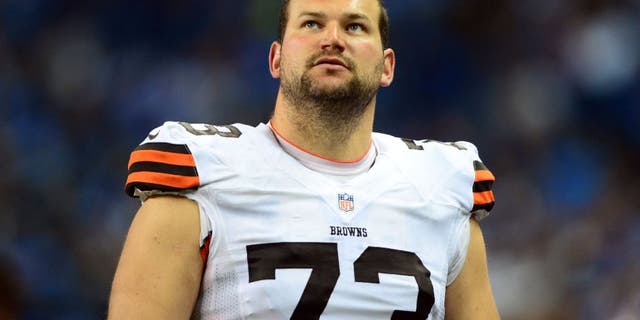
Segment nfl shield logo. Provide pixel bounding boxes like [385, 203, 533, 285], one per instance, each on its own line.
[338, 193, 354, 212]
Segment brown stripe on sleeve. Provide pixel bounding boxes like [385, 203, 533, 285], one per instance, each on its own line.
[472, 160, 495, 213]
[125, 142, 200, 196]
[126, 171, 199, 188]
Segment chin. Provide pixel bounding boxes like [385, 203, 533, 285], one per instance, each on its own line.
[310, 76, 350, 88]
[310, 82, 349, 95]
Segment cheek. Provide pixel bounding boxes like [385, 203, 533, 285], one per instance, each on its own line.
[282, 37, 314, 66]
[355, 43, 384, 70]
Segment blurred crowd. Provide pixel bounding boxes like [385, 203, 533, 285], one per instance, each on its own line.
[1, 0, 639, 319]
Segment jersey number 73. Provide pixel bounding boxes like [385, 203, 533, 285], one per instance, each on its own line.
[247, 242, 434, 319]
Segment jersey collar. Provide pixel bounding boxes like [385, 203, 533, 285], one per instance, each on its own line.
[268, 121, 377, 177]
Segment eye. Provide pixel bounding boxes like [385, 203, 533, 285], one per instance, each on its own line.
[303, 21, 320, 29]
[347, 23, 365, 32]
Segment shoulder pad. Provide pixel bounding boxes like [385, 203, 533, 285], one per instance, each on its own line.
[124, 121, 244, 197]
[377, 135, 496, 218]
[452, 142, 495, 216]
[451, 141, 495, 218]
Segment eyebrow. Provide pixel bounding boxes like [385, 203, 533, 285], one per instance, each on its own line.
[298, 11, 372, 22]
[298, 11, 327, 19]
[344, 13, 370, 22]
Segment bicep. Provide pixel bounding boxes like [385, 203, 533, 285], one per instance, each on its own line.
[445, 218, 500, 319]
[108, 196, 204, 320]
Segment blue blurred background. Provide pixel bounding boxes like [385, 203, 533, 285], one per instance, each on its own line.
[1, 0, 639, 319]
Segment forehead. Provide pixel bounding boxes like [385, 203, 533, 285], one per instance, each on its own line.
[288, 0, 381, 20]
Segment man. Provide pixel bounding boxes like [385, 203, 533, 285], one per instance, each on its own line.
[109, 0, 500, 319]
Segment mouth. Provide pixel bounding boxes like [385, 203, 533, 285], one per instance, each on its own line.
[314, 57, 350, 70]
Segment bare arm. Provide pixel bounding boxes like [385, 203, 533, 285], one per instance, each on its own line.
[108, 196, 203, 319]
[445, 218, 500, 319]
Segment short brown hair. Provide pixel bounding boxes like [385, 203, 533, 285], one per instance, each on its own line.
[278, 0, 390, 48]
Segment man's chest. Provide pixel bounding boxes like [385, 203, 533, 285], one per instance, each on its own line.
[199, 182, 462, 319]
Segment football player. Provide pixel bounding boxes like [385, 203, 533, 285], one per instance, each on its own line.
[109, 0, 499, 319]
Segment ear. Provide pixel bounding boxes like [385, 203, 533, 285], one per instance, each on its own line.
[269, 41, 282, 79]
[380, 48, 396, 87]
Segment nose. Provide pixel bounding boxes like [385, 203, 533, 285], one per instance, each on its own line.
[319, 22, 346, 52]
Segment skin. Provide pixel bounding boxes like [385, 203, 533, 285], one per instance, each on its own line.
[270, 0, 395, 161]
[108, 196, 202, 319]
[446, 218, 500, 319]
[108, 0, 500, 319]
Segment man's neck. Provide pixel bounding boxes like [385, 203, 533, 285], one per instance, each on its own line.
[270, 91, 376, 162]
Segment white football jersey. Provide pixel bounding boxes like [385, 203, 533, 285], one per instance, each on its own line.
[125, 121, 496, 320]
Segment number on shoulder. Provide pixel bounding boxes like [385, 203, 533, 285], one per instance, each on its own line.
[401, 138, 467, 151]
[179, 122, 242, 138]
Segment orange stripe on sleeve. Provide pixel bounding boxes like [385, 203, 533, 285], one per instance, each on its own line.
[126, 171, 200, 189]
[474, 169, 495, 182]
[474, 190, 495, 205]
[128, 150, 197, 169]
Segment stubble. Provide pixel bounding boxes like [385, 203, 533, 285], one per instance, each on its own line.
[280, 50, 383, 143]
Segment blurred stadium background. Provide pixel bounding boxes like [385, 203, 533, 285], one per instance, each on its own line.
[1, 0, 639, 319]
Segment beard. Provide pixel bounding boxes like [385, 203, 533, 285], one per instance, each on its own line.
[280, 52, 383, 142]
